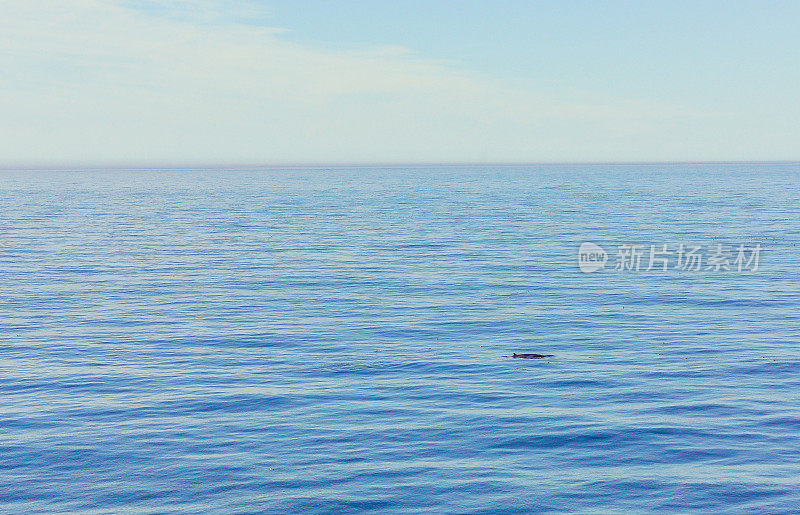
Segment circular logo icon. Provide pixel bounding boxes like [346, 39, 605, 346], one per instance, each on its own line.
[578, 242, 607, 273]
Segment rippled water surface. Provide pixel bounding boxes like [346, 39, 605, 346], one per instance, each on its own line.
[1, 164, 799, 513]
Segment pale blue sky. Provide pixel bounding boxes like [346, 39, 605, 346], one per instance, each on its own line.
[2, 1, 798, 165]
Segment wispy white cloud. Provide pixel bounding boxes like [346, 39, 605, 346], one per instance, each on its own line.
[0, 0, 698, 164]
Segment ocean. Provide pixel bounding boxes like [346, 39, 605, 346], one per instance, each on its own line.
[1, 163, 799, 512]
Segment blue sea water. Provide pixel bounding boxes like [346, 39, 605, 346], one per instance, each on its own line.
[1, 163, 799, 513]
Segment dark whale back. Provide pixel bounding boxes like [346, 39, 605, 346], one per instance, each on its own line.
[512, 353, 553, 359]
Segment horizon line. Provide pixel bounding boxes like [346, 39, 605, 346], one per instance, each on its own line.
[1, 160, 799, 171]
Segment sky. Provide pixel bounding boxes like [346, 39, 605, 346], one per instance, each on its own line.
[1, 0, 798, 165]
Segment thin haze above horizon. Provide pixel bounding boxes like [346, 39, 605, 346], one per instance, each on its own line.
[1, 0, 798, 166]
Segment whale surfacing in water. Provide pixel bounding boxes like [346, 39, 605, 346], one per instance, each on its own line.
[512, 353, 553, 359]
